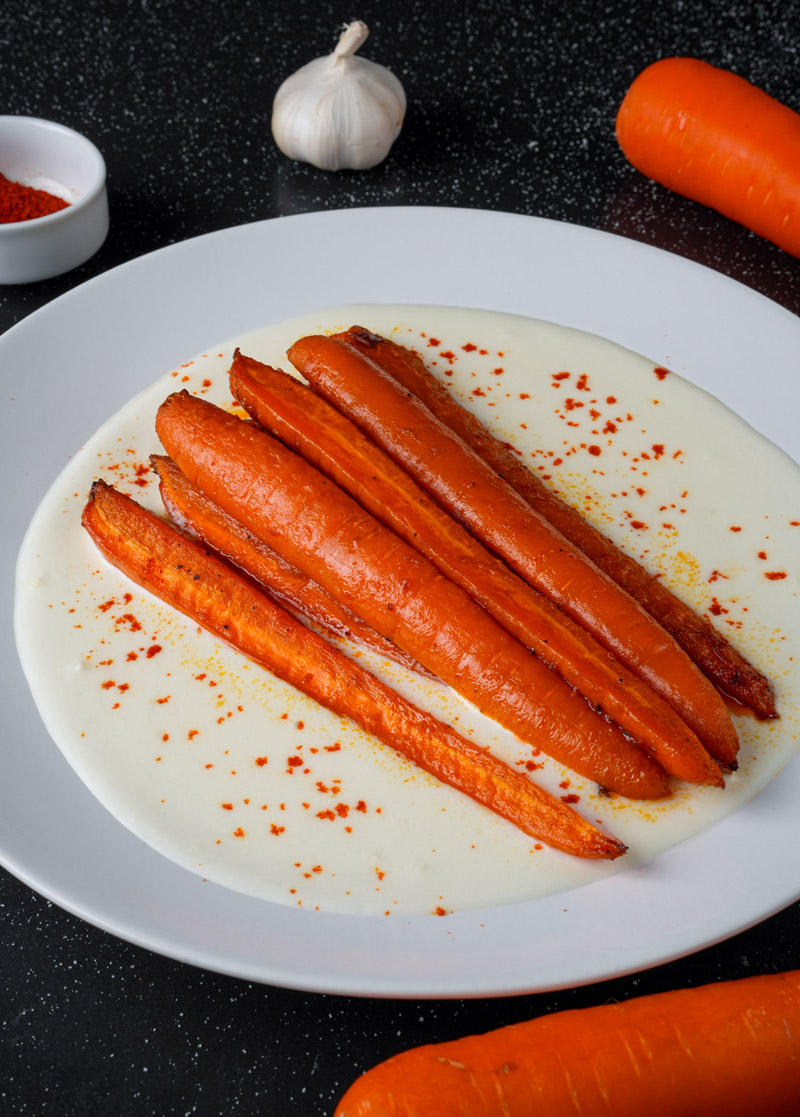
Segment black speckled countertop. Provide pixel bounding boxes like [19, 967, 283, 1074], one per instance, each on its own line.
[2, 2, 799, 1114]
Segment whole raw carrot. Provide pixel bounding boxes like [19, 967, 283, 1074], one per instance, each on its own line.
[155, 390, 669, 799]
[335, 969, 800, 1116]
[339, 325, 777, 720]
[231, 350, 722, 787]
[82, 481, 625, 859]
[151, 453, 431, 677]
[616, 57, 800, 258]
[287, 334, 740, 768]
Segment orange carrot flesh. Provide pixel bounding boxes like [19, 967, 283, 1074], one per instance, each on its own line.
[346, 331, 774, 718]
[339, 326, 777, 719]
[155, 390, 670, 800]
[231, 350, 722, 788]
[81, 480, 626, 860]
[151, 453, 432, 678]
[287, 334, 740, 768]
[335, 969, 800, 1117]
[340, 325, 776, 720]
[616, 57, 800, 259]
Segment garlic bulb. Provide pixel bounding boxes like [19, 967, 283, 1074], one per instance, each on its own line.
[271, 21, 406, 172]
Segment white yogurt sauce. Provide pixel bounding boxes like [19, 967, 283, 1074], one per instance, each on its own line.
[14, 305, 800, 917]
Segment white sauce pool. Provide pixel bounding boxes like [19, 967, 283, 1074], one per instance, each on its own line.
[14, 305, 800, 917]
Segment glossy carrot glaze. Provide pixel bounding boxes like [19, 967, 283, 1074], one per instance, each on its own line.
[82, 481, 626, 859]
[231, 350, 722, 787]
[288, 333, 740, 769]
[152, 453, 432, 677]
[155, 390, 670, 799]
[340, 325, 777, 721]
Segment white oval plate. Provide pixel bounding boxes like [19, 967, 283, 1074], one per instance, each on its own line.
[3, 207, 799, 997]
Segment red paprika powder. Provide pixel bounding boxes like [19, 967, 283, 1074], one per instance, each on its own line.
[0, 172, 70, 223]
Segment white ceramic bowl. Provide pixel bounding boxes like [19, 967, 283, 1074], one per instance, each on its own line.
[0, 116, 109, 284]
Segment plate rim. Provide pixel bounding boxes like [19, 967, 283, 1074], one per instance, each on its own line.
[3, 205, 800, 998]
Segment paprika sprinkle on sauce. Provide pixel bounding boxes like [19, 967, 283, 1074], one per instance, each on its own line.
[0, 172, 70, 223]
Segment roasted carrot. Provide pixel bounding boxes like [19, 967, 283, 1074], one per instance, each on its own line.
[335, 969, 800, 1116]
[338, 326, 777, 721]
[155, 390, 670, 799]
[231, 350, 722, 787]
[151, 453, 431, 677]
[288, 333, 740, 768]
[82, 480, 626, 859]
[616, 57, 800, 259]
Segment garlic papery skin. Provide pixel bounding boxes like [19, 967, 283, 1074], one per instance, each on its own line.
[271, 21, 406, 172]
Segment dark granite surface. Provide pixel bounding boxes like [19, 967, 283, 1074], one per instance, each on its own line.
[2, 1, 799, 1113]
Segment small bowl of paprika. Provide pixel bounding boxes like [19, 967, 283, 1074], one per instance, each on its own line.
[0, 115, 109, 284]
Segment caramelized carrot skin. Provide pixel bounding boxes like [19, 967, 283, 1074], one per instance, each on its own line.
[155, 390, 669, 800]
[617, 57, 800, 259]
[231, 350, 722, 788]
[151, 454, 431, 677]
[288, 334, 739, 768]
[335, 970, 800, 1116]
[81, 481, 626, 860]
[341, 325, 776, 720]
